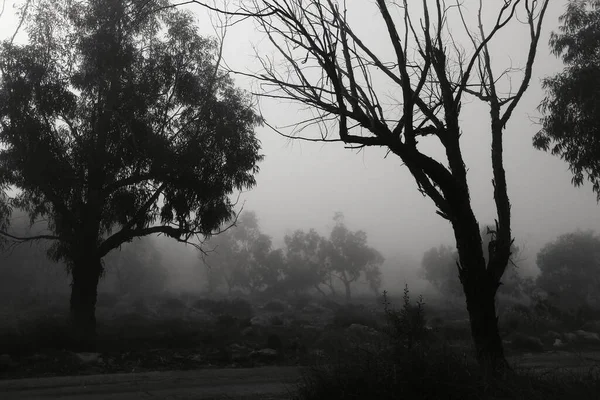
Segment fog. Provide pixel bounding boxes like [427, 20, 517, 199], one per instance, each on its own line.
[1, 0, 599, 296]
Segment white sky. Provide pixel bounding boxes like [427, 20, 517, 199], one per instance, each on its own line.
[1, 0, 599, 279]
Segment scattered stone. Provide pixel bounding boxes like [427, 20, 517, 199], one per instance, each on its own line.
[563, 332, 577, 342]
[190, 354, 204, 363]
[575, 330, 600, 343]
[250, 315, 271, 327]
[241, 326, 255, 337]
[75, 352, 101, 364]
[581, 320, 600, 333]
[510, 333, 544, 353]
[250, 348, 278, 363]
[346, 323, 378, 337]
[545, 331, 561, 339]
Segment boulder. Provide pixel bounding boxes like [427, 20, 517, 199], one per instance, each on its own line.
[510, 333, 544, 353]
[75, 352, 101, 364]
[574, 330, 600, 343]
[581, 320, 600, 333]
[347, 323, 378, 337]
[250, 348, 278, 363]
[563, 332, 577, 343]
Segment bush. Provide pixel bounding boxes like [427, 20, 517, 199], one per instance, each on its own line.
[193, 298, 254, 319]
[263, 300, 287, 312]
[382, 285, 429, 350]
[294, 338, 600, 400]
[332, 305, 377, 329]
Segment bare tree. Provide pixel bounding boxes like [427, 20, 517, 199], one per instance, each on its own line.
[199, 0, 550, 377]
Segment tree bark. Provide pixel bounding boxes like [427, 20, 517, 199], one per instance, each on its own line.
[70, 257, 103, 351]
[461, 258, 510, 380]
[453, 209, 511, 380]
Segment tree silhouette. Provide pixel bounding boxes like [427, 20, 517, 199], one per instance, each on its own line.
[0, 0, 262, 348]
[215, 0, 550, 376]
[535, 0, 600, 200]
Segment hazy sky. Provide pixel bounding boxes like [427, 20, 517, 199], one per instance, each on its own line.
[1, 0, 599, 277]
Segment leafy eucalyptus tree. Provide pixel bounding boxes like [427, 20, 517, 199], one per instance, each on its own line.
[535, 0, 600, 200]
[0, 0, 262, 348]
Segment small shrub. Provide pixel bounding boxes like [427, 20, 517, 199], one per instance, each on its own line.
[332, 305, 377, 329]
[264, 300, 287, 312]
[194, 298, 254, 319]
[382, 285, 428, 350]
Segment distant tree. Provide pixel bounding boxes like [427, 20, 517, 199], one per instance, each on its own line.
[0, 0, 262, 348]
[216, 0, 550, 376]
[245, 232, 286, 294]
[283, 228, 333, 296]
[324, 213, 384, 302]
[536, 230, 600, 309]
[102, 237, 168, 297]
[421, 244, 464, 300]
[534, 0, 600, 200]
[202, 211, 285, 295]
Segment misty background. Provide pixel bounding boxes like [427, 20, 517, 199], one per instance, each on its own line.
[0, 0, 598, 298]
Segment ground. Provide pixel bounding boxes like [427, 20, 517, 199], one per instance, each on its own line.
[1, 292, 600, 398]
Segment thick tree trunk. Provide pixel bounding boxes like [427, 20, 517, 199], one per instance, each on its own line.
[70, 257, 103, 351]
[461, 258, 510, 379]
[453, 210, 511, 380]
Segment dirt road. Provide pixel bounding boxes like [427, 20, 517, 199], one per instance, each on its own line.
[2, 352, 599, 399]
[0, 366, 301, 400]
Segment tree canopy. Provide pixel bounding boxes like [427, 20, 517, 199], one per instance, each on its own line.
[0, 0, 262, 345]
[536, 230, 600, 309]
[534, 0, 600, 200]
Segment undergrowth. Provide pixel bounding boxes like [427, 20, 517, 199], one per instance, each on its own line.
[293, 285, 600, 400]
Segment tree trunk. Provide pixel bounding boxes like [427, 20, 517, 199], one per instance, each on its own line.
[70, 257, 103, 351]
[343, 280, 352, 303]
[453, 211, 511, 380]
[462, 265, 510, 380]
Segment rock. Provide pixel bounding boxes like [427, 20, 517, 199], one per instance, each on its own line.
[510, 333, 544, 353]
[575, 330, 600, 343]
[250, 348, 278, 363]
[302, 304, 328, 314]
[250, 315, 271, 327]
[346, 323, 378, 337]
[563, 332, 577, 342]
[545, 331, 561, 339]
[75, 352, 101, 364]
[581, 320, 600, 333]
[263, 300, 288, 312]
[242, 326, 255, 337]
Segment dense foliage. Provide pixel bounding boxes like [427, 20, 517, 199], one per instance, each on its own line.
[0, 0, 262, 344]
[535, 230, 600, 309]
[535, 0, 600, 199]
